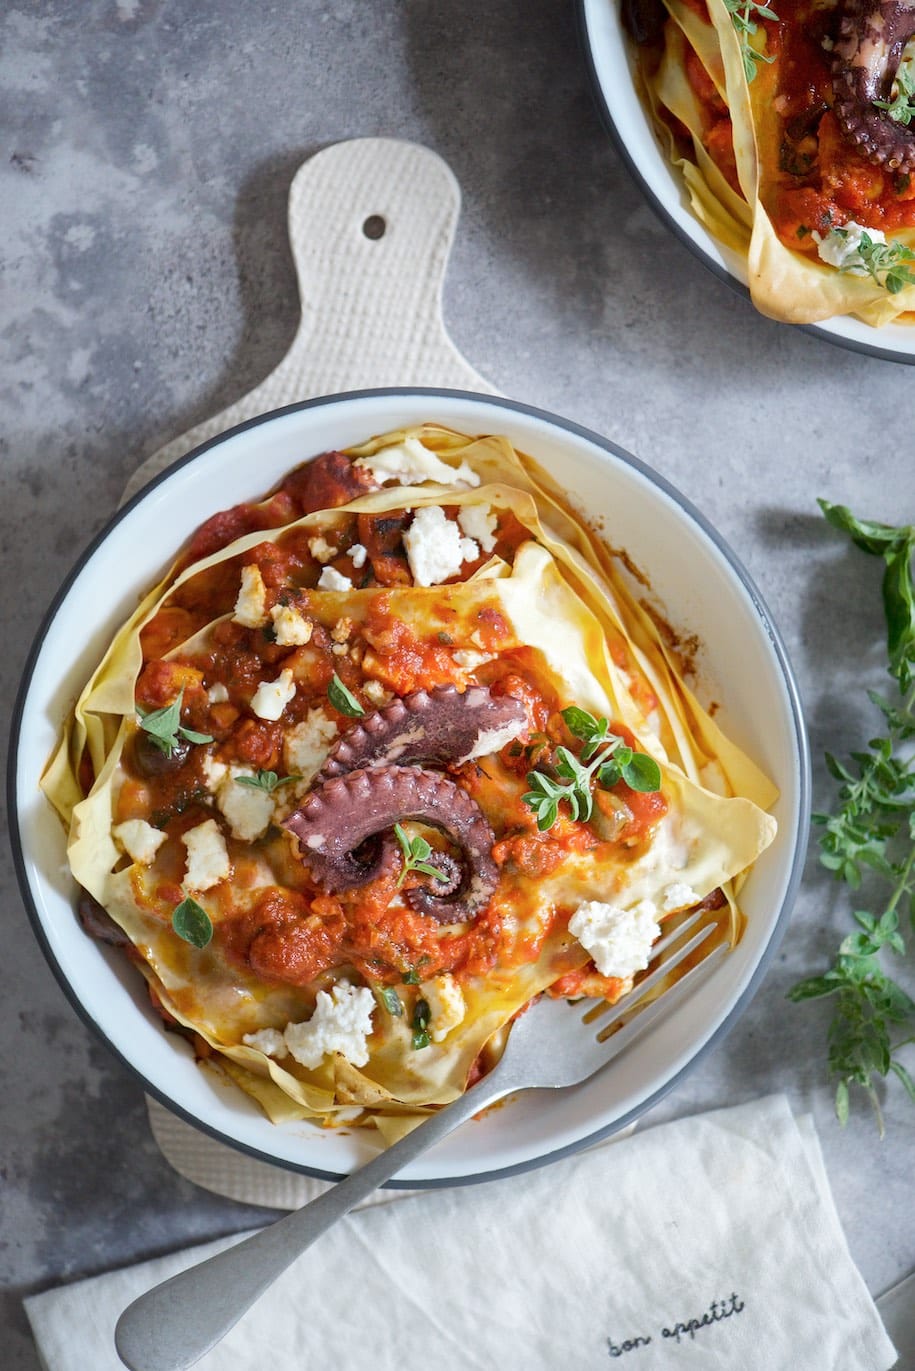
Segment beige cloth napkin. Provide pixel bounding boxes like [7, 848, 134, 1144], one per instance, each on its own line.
[25, 1096, 897, 1371]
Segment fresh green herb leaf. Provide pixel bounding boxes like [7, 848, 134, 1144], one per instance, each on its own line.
[411, 997, 431, 1050]
[327, 673, 364, 718]
[561, 705, 602, 744]
[522, 709, 661, 830]
[394, 823, 449, 888]
[832, 231, 915, 295]
[402, 967, 421, 985]
[874, 59, 915, 125]
[621, 752, 663, 793]
[788, 506, 915, 1130]
[235, 769, 302, 793]
[723, 0, 778, 83]
[377, 986, 404, 1017]
[137, 687, 213, 756]
[171, 897, 213, 949]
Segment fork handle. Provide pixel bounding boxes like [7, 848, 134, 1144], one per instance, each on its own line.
[114, 1073, 508, 1371]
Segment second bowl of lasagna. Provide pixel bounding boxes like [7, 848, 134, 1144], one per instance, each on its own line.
[581, 0, 915, 360]
[11, 390, 808, 1183]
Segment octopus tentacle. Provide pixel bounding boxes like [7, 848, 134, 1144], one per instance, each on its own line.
[832, 0, 915, 172]
[282, 765, 498, 923]
[316, 684, 527, 784]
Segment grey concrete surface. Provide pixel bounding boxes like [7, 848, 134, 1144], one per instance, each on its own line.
[2, 2, 913, 1368]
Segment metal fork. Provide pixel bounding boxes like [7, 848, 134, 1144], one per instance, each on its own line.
[115, 910, 725, 1371]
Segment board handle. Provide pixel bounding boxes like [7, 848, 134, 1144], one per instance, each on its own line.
[125, 137, 496, 501]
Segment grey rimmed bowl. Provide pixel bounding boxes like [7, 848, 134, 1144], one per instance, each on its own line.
[9, 388, 810, 1185]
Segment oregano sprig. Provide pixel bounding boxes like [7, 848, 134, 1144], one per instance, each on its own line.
[723, 0, 778, 83]
[171, 896, 213, 949]
[137, 687, 213, 756]
[235, 769, 301, 793]
[393, 823, 450, 888]
[828, 227, 915, 295]
[522, 706, 661, 831]
[874, 60, 915, 126]
[787, 501, 915, 1132]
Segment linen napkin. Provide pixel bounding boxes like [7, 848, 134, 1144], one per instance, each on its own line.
[25, 1095, 897, 1371]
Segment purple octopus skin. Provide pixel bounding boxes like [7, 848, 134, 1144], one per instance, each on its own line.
[316, 684, 527, 785]
[282, 765, 499, 923]
[832, 0, 915, 172]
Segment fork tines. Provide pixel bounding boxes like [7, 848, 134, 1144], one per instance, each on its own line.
[582, 908, 727, 1045]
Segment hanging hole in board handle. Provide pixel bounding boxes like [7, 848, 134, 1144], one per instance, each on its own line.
[362, 215, 386, 240]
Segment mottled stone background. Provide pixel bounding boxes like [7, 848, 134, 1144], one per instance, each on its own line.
[2, 2, 913, 1367]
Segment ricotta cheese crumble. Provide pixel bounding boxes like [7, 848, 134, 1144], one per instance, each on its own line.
[403, 504, 479, 586]
[182, 818, 231, 892]
[112, 818, 166, 866]
[457, 502, 498, 553]
[233, 564, 268, 628]
[271, 604, 313, 646]
[250, 667, 297, 721]
[813, 220, 885, 273]
[568, 899, 661, 978]
[214, 768, 275, 842]
[243, 981, 376, 1070]
[317, 566, 353, 592]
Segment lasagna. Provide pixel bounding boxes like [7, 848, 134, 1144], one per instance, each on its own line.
[43, 425, 777, 1141]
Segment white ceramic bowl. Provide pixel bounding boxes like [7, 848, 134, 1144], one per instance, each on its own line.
[10, 389, 809, 1185]
[578, 0, 915, 364]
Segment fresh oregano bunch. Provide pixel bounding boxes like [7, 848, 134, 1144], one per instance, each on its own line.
[788, 501, 915, 1131]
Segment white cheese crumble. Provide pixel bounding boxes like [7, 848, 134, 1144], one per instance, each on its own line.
[354, 436, 480, 490]
[283, 982, 376, 1069]
[201, 753, 228, 790]
[568, 899, 661, 978]
[233, 564, 268, 628]
[350, 542, 367, 569]
[282, 707, 338, 780]
[112, 819, 166, 866]
[207, 682, 229, 704]
[242, 1027, 289, 1058]
[216, 769, 275, 842]
[457, 503, 498, 553]
[362, 679, 392, 706]
[662, 882, 701, 913]
[317, 566, 353, 592]
[452, 648, 493, 671]
[403, 505, 479, 587]
[419, 975, 466, 1043]
[308, 535, 336, 564]
[271, 603, 313, 646]
[813, 220, 885, 272]
[250, 667, 297, 721]
[182, 818, 231, 891]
